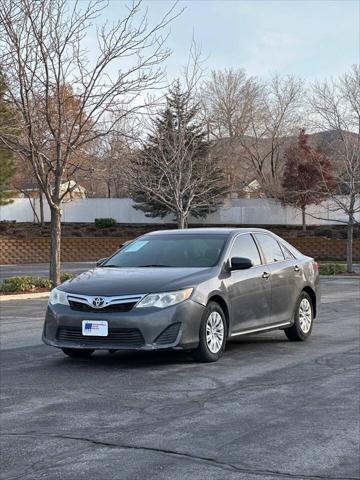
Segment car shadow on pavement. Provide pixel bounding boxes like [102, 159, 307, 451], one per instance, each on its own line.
[47, 334, 291, 370]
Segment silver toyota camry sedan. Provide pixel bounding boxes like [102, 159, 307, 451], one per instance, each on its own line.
[43, 228, 320, 362]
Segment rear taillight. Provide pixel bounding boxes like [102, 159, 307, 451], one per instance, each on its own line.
[314, 261, 320, 271]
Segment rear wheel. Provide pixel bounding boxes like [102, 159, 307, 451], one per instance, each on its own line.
[61, 348, 94, 358]
[284, 292, 314, 341]
[192, 301, 227, 362]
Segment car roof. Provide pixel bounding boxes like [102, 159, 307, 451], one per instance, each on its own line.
[145, 227, 272, 237]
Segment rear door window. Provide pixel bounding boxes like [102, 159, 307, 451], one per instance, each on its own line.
[255, 234, 285, 264]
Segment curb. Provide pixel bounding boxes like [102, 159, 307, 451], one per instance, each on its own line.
[320, 275, 360, 279]
[0, 292, 50, 302]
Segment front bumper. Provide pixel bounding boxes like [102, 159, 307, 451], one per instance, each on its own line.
[42, 299, 205, 351]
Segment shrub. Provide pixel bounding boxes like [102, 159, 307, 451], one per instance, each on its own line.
[32, 277, 52, 289]
[313, 227, 335, 238]
[0, 220, 16, 233]
[314, 227, 343, 239]
[319, 263, 347, 275]
[0, 276, 34, 292]
[0, 273, 77, 292]
[60, 272, 75, 283]
[0, 220, 16, 225]
[95, 218, 116, 228]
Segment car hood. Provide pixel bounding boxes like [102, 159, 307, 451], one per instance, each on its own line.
[58, 266, 215, 296]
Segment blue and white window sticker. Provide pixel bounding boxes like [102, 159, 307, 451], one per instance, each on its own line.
[124, 240, 149, 252]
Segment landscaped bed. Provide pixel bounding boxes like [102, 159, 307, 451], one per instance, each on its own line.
[0, 273, 74, 294]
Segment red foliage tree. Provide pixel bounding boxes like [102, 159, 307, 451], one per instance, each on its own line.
[282, 129, 335, 230]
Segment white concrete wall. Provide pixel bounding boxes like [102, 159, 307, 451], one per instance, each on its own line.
[0, 196, 357, 225]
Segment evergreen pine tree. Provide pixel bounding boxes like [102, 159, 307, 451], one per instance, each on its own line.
[130, 81, 227, 227]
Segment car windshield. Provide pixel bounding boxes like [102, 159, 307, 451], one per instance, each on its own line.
[102, 234, 228, 268]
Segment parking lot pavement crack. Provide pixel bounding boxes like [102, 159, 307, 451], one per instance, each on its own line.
[1, 432, 358, 480]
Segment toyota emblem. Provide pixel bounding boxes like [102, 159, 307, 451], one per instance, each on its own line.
[92, 297, 105, 308]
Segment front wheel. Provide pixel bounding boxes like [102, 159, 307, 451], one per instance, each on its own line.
[61, 348, 95, 358]
[284, 292, 314, 341]
[192, 301, 227, 362]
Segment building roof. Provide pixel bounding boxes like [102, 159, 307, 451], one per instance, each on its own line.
[60, 180, 86, 193]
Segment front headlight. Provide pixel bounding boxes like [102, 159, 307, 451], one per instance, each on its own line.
[135, 288, 193, 309]
[48, 288, 69, 306]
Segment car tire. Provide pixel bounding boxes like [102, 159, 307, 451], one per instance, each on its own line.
[192, 301, 227, 362]
[284, 292, 314, 341]
[61, 348, 95, 358]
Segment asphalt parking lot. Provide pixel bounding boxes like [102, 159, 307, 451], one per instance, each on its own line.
[0, 262, 95, 280]
[1, 277, 359, 480]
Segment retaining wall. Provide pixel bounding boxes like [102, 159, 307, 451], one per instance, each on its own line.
[0, 235, 358, 264]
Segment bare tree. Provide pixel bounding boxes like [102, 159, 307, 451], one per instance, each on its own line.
[0, 0, 180, 284]
[239, 74, 304, 195]
[128, 81, 228, 228]
[200, 68, 260, 139]
[91, 131, 135, 198]
[309, 66, 360, 272]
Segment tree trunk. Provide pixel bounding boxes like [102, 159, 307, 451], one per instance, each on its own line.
[39, 192, 44, 226]
[49, 206, 62, 286]
[177, 211, 186, 229]
[301, 206, 306, 232]
[27, 196, 40, 224]
[346, 221, 354, 273]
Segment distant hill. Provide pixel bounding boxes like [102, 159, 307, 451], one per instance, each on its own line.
[210, 130, 358, 196]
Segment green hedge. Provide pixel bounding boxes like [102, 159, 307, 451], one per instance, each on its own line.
[319, 263, 347, 275]
[95, 218, 116, 228]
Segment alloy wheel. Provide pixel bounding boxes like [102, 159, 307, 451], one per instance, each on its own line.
[299, 298, 312, 333]
[205, 311, 224, 354]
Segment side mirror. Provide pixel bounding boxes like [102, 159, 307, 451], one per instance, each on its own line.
[230, 257, 253, 271]
[96, 257, 107, 267]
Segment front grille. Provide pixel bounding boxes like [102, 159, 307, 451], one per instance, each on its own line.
[69, 300, 136, 313]
[57, 326, 145, 347]
[155, 323, 181, 346]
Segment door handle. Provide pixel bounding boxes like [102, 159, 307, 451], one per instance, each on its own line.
[294, 265, 300, 272]
[262, 271, 270, 279]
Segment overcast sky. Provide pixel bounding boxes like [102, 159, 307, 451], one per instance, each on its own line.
[105, 0, 359, 82]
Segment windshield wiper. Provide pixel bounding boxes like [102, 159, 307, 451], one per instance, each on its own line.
[101, 264, 173, 268]
[138, 264, 172, 268]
